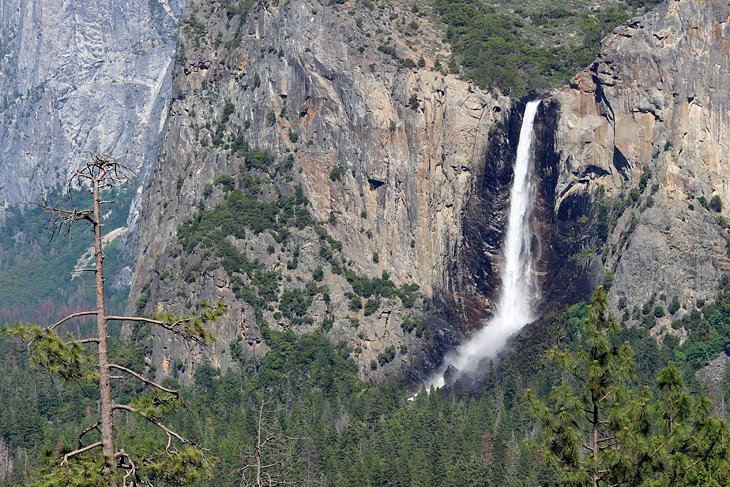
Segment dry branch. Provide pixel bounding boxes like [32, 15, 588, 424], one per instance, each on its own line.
[109, 364, 178, 395]
[78, 422, 101, 448]
[60, 441, 103, 465]
[112, 404, 196, 451]
[107, 315, 205, 345]
[48, 311, 98, 331]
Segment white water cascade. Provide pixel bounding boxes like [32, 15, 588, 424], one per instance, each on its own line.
[428, 99, 542, 390]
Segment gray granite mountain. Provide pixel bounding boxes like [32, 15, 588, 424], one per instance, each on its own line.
[118, 0, 727, 384]
[0, 0, 184, 215]
[129, 0, 510, 384]
[549, 0, 730, 343]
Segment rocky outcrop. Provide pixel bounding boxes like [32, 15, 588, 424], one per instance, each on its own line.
[0, 0, 182, 214]
[550, 0, 730, 325]
[130, 0, 508, 382]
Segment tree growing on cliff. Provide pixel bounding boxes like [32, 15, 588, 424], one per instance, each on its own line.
[529, 287, 730, 486]
[3, 155, 224, 486]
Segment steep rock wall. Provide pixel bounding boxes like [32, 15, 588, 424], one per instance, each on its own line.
[130, 0, 508, 382]
[0, 0, 182, 213]
[132, 0, 730, 384]
[550, 0, 730, 336]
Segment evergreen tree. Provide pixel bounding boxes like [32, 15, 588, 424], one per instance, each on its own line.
[3, 156, 224, 486]
[529, 287, 730, 486]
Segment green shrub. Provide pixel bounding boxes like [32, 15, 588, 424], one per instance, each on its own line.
[378, 346, 396, 366]
[279, 288, 314, 325]
[602, 271, 614, 291]
[214, 174, 236, 191]
[642, 314, 656, 328]
[639, 168, 652, 192]
[401, 314, 428, 337]
[364, 298, 380, 316]
[710, 195, 723, 212]
[642, 294, 656, 315]
[222, 101, 235, 124]
[630, 188, 641, 203]
[668, 297, 681, 315]
[408, 93, 420, 110]
[400, 58, 417, 69]
[222, 0, 254, 20]
[329, 165, 345, 182]
[377, 43, 397, 59]
[279, 154, 295, 173]
[346, 292, 363, 311]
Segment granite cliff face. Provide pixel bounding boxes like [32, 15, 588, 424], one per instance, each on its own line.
[0, 0, 183, 214]
[130, 0, 730, 383]
[130, 0, 509, 382]
[549, 0, 730, 341]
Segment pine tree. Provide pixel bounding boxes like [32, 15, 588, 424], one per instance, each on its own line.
[641, 363, 730, 485]
[529, 286, 730, 486]
[3, 156, 224, 486]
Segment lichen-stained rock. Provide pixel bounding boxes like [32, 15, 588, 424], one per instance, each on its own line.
[550, 0, 730, 319]
[0, 0, 182, 213]
[130, 0, 507, 383]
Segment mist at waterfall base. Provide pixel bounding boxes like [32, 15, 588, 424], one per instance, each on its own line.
[427, 100, 542, 391]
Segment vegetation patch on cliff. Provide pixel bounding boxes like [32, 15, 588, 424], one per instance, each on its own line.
[174, 155, 426, 341]
[430, 0, 662, 96]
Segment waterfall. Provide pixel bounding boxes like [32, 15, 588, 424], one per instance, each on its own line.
[428, 100, 542, 390]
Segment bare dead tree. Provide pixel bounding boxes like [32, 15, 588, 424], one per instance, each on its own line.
[6, 155, 224, 486]
[238, 393, 302, 487]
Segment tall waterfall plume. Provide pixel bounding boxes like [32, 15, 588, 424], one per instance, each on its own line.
[429, 100, 542, 389]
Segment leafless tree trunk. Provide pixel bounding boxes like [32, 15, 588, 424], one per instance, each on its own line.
[24, 155, 223, 485]
[238, 394, 301, 487]
[42, 156, 120, 484]
[91, 163, 115, 483]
